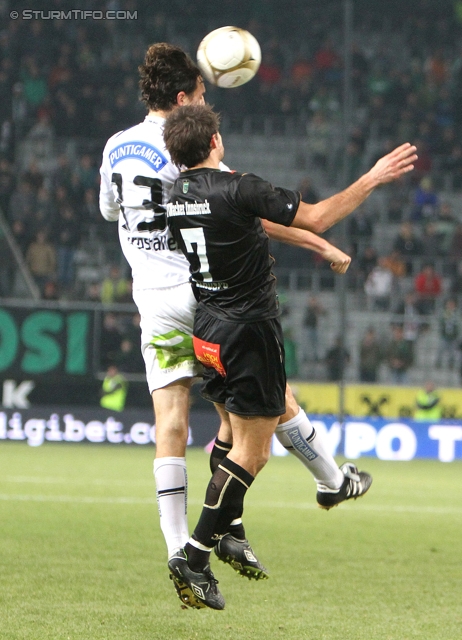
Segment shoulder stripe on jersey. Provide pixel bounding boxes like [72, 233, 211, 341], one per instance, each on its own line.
[108, 140, 168, 172]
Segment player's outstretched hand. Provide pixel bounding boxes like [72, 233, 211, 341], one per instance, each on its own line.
[320, 245, 351, 274]
[368, 142, 418, 185]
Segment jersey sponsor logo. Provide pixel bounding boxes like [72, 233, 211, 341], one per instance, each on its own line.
[150, 329, 195, 370]
[193, 336, 226, 377]
[127, 234, 178, 252]
[287, 426, 318, 461]
[108, 141, 168, 172]
[166, 200, 212, 216]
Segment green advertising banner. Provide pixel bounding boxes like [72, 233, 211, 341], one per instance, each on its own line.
[0, 306, 92, 378]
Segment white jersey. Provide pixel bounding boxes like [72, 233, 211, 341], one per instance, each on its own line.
[99, 115, 189, 290]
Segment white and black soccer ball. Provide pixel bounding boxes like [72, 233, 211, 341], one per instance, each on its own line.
[197, 26, 261, 89]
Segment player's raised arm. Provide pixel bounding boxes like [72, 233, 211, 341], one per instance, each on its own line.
[261, 220, 351, 274]
[291, 142, 417, 234]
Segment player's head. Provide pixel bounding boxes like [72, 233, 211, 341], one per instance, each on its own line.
[163, 104, 222, 168]
[139, 43, 205, 112]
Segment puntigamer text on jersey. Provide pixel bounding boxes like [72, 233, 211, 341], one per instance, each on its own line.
[109, 141, 168, 172]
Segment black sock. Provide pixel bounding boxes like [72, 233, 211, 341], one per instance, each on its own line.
[184, 543, 210, 573]
[209, 437, 232, 474]
[210, 439, 247, 539]
[192, 457, 254, 557]
[228, 520, 246, 540]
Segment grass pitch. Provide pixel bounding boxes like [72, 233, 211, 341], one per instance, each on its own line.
[1, 443, 461, 640]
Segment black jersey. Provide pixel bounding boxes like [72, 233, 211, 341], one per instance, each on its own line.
[166, 168, 300, 322]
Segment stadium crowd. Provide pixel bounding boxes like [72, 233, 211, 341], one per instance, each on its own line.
[1, 0, 462, 382]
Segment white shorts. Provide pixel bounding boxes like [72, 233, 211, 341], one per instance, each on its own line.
[132, 283, 202, 393]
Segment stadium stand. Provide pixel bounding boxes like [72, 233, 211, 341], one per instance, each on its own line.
[1, 0, 462, 385]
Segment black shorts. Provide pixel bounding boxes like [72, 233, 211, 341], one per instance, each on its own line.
[193, 308, 286, 417]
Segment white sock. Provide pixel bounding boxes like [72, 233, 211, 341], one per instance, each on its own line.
[276, 407, 344, 490]
[153, 457, 189, 558]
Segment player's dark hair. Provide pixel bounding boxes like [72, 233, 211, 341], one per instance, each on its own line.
[163, 104, 221, 168]
[139, 43, 201, 111]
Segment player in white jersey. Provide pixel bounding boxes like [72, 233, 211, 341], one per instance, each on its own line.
[99, 43, 374, 606]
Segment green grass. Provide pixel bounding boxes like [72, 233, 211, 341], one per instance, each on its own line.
[1, 443, 462, 640]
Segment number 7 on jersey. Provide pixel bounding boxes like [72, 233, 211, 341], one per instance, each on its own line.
[180, 227, 212, 282]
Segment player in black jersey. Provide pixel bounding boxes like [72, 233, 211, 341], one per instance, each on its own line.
[163, 104, 417, 609]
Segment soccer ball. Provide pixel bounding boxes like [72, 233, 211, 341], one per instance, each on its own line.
[197, 26, 261, 89]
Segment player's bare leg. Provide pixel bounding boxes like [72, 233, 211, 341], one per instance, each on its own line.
[215, 385, 372, 507]
[153, 378, 192, 559]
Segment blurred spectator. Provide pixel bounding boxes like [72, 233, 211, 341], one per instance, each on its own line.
[414, 263, 442, 314]
[450, 260, 462, 299]
[448, 223, 462, 263]
[26, 112, 55, 163]
[435, 298, 460, 369]
[8, 179, 36, 224]
[387, 195, 406, 223]
[297, 177, 319, 204]
[382, 249, 406, 279]
[114, 338, 144, 374]
[314, 38, 341, 82]
[382, 249, 407, 299]
[256, 51, 282, 85]
[30, 186, 56, 239]
[351, 42, 369, 100]
[357, 245, 378, 279]
[290, 57, 312, 86]
[302, 296, 326, 362]
[364, 257, 394, 311]
[100, 364, 128, 412]
[421, 222, 445, 258]
[101, 265, 131, 304]
[309, 84, 340, 119]
[21, 59, 48, 113]
[123, 312, 142, 347]
[348, 206, 373, 257]
[440, 142, 462, 189]
[55, 204, 81, 292]
[52, 154, 74, 192]
[283, 329, 298, 378]
[387, 324, 414, 384]
[414, 381, 442, 421]
[325, 336, 350, 382]
[412, 139, 432, 180]
[435, 202, 457, 254]
[392, 222, 424, 274]
[11, 219, 29, 254]
[42, 279, 59, 300]
[410, 176, 438, 222]
[359, 327, 383, 383]
[100, 312, 123, 369]
[0, 157, 15, 213]
[81, 187, 102, 236]
[305, 112, 330, 169]
[84, 281, 102, 303]
[394, 292, 421, 348]
[25, 229, 56, 295]
[75, 154, 98, 191]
